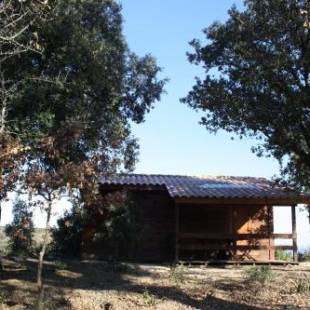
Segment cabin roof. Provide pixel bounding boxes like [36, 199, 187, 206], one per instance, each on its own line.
[99, 174, 310, 203]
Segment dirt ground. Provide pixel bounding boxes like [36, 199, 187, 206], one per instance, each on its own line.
[0, 258, 310, 310]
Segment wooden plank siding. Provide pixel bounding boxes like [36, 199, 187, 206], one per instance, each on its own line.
[176, 204, 278, 261]
[82, 189, 176, 262]
[82, 188, 296, 263]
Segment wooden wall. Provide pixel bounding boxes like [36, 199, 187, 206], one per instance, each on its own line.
[178, 204, 274, 261]
[81, 188, 274, 262]
[232, 205, 274, 261]
[127, 190, 175, 262]
[81, 189, 175, 262]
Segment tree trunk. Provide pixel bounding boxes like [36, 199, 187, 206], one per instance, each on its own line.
[0, 66, 8, 136]
[0, 101, 7, 135]
[36, 199, 52, 307]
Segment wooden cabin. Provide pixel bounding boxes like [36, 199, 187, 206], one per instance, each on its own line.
[82, 174, 310, 263]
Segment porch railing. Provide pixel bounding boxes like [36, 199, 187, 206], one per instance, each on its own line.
[177, 232, 295, 256]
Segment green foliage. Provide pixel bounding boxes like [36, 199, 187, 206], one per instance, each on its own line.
[245, 265, 274, 285]
[170, 265, 186, 285]
[54, 260, 67, 270]
[275, 250, 293, 261]
[0, 228, 9, 255]
[1, 1, 165, 303]
[299, 249, 310, 261]
[183, 0, 310, 192]
[5, 200, 34, 255]
[294, 276, 310, 294]
[51, 201, 86, 257]
[0, 290, 8, 305]
[52, 192, 143, 258]
[93, 194, 143, 253]
[142, 288, 155, 307]
[4, 0, 166, 173]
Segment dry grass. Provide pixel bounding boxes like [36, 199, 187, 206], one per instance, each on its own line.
[0, 259, 310, 309]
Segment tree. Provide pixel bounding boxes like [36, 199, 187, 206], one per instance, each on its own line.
[52, 191, 142, 260]
[51, 199, 86, 258]
[0, 0, 51, 220]
[5, 199, 34, 255]
[182, 0, 310, 215]
[2, 0, 165, 304]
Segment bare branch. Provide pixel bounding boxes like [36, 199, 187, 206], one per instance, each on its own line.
[0, 24, 29, 41]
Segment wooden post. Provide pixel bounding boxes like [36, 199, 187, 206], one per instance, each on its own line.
[175, 203, 179, 264]
[229, 206, 234, 258]
[229, 206, 233, 234]
[291, 205, 298, 262]
[267, 205, 272, 261]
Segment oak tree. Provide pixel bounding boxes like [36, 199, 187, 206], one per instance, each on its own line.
[1, 0, 165, 303]
[0, 0, 51, 220]
[183, 0, 310, 210]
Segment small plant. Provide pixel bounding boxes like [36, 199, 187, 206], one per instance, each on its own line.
[142, 288, 155, 307]
[299, 249, 310, 262]
[170, 265, 185, 285]
[0, 290, 8, 304]
[54, 260, 67, 270]
[294, 276, 310, 294]
[275, 250, 292, 262]
[245, 265, 274, 286]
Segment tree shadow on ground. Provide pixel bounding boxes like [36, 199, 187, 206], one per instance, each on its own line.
[0, 257, 267, 309]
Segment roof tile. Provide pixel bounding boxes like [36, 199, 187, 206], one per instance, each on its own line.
[99, 174, 309, 201]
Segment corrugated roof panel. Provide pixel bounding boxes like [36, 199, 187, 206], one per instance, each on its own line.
[99, 174, 309, 201]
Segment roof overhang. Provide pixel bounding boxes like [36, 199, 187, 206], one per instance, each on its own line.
[99, 174, 310, 205]
[175, 196, 310, 205]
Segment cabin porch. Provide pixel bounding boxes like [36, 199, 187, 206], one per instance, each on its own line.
[174, 200, 297, 264]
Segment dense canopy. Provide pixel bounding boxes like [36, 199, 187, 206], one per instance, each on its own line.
[183, 0, 310, 192]
[3, 0, 165, 174]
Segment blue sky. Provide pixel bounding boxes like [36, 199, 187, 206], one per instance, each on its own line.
[122, 0, 280, 177]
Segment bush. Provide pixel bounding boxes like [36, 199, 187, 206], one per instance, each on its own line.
[54, 260, 68, 270]
[51, 201, 86, 257]
[5, 200, 34, 256]
[170, 265, 185, 285]
[142, 288, 155, 307]
[245, 265, 274, 286]
[0, 290, 8, 305]
[95, 195, 143, 258]
[299, 249, 310, 262]
[295, 277, 310, 294]
[52, 191, 143, 259]
[275, 250, 293, 262]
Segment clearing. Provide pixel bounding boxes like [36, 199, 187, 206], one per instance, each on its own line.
[0, 259, 310, 309]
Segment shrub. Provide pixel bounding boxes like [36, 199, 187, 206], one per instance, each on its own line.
[275, 250, 293, 262]
[170, 265, 185, 285]
[142, 288, 155, 307]
[5, 200, 34, 256]
[0, 228, 9, 255]
[294, 276, 310, 294]
[245, 265, 274, 285]
[51, 201, 85, 257]
[0, 290, 8, 304]
[54, 260, 68, 270]
[52, 192, 143, 259]
[299, 249, 310, 262]
[89, 192, 143, 259]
